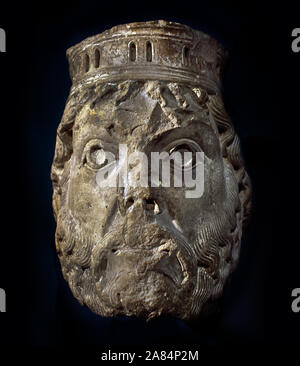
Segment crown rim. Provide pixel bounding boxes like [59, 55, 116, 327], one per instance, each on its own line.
[67, 20, 227, 94]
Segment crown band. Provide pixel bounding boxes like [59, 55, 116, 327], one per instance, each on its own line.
[67, 20, 227, 94]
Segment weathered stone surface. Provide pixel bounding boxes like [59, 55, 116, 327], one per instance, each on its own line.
[51, 20, 251, 320]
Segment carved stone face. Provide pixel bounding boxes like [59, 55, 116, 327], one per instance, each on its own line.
[51, 80, 251, 319]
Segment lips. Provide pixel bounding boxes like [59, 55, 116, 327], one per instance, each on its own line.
[92, 242, 186, 289]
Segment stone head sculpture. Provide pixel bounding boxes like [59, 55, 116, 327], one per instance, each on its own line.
[51, 20, 251, 320]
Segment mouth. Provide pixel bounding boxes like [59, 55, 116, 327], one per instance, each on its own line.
[90, 238, 195, 318]
[93, 241, 187, 289]
[89, 221, 198, 318]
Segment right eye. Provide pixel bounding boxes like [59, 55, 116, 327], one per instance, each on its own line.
[82, 139, 111, 171]
[163, 138, 203, 172]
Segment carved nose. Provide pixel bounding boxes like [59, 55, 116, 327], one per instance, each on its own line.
[144, 198, 161, 214]
[123, 189, 161, 215]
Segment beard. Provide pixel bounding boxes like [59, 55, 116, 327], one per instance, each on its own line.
[55, 190, 241, 320]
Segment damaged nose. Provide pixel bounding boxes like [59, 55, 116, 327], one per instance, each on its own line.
[123, 190, 161, 215]
[144, 198, 161, 214]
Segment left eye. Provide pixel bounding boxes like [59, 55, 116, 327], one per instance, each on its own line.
[164, 138, 202, 171]
[83, 139, 109, 170]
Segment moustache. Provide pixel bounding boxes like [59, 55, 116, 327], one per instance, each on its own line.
[91, 220, 198, 289]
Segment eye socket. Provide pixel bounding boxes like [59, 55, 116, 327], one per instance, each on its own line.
[82, 139, 110, 171]
[164, 138, 203, 171]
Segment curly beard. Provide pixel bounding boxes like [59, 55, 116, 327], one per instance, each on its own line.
[55, 182, 241, 320]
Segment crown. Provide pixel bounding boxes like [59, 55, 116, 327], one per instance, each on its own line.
[67, 20, 228, 94]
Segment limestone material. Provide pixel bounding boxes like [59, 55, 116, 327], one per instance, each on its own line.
[51, 20, 251, 320]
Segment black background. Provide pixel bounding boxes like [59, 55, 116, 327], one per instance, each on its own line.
[0, 0, 298, 360]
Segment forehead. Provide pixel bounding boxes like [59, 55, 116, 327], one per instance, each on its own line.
[73, 83, 215, 148]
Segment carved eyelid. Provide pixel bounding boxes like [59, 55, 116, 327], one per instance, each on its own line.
[82, 138, 117, 158]
[162, 138, 203, 172]
[163, 138, 202, 153]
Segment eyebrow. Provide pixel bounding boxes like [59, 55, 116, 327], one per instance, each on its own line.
[81, 115, 215, 150]
[115, 106, 138, 113]
[150, 119, 215, 141]
[94, 127, 117, 144]
[79, 125, 117, 145]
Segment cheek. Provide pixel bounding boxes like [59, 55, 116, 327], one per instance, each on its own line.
[67, 167, 118, 227]
[154, 157, 227, 228]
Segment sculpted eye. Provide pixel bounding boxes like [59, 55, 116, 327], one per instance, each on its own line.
[164, 138, 203, 171]
[82, 139, 111, 171]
